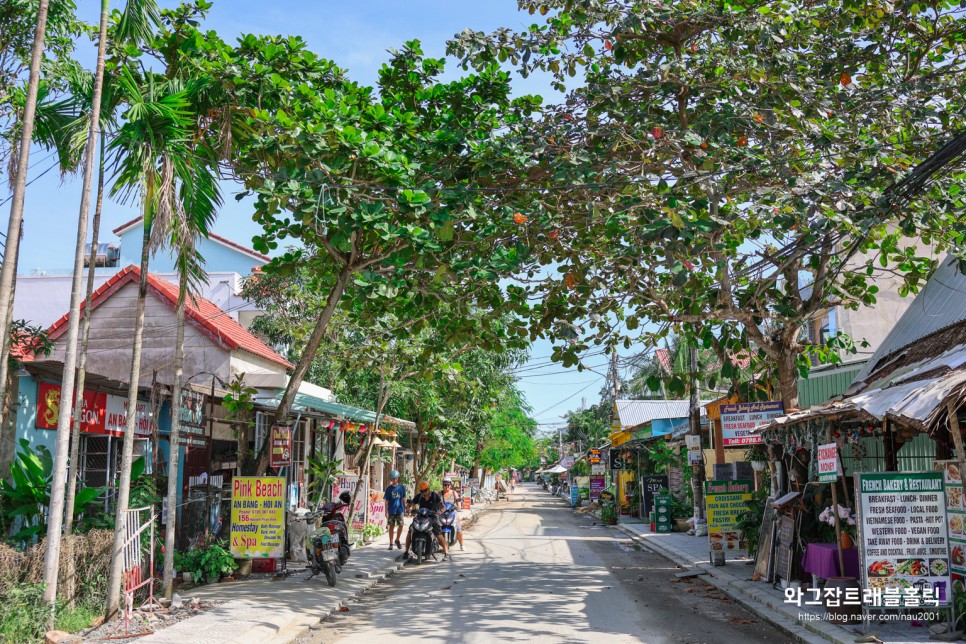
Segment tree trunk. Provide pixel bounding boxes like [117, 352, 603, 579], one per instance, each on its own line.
[163, 272, 187, 600]
[0, 222, 22, 474]
[776, 350, 800, 410]
[0, 0, 50, 438]
[65, 134, 107, 536]
[254, 267, 352, 474]
[346, 376, 390, 534]
[105, 223, 152, 618]
[43, 0, 109, 608]
[688, 345, 705, 521]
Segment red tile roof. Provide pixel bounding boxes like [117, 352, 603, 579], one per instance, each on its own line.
[47, 265, 293, 369]
[111, 216, 271, 264]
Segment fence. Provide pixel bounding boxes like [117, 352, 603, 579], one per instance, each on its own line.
[121, 505, 160, 636]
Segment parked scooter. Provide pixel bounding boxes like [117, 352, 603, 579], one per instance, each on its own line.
[305, 493, 352, 585]
[439, 503, 458, 547]
[550, 482, 560, 496]
[409, 507, 440, 565]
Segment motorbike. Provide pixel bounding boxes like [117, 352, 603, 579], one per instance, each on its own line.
[550, 482, 560, 496]
[305, 501, 352, 585]
[409, 507, 440, 565]
[439, 503, 458, 547]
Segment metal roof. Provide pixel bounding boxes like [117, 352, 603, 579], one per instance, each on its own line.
[614, 399, 700, 428]
[853, 254, 966, 385]
[255, 391, 414, 428]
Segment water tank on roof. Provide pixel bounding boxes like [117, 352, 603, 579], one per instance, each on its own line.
[83, 242, 120, 267]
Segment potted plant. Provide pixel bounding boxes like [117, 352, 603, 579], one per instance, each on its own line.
[600, 503, 619, 525]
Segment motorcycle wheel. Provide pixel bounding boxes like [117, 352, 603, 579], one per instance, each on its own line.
[323, 561, 337, 587]
[338, 543, 350, 565]
[448, 532, 455, 546]
[415, 549, 423, 565]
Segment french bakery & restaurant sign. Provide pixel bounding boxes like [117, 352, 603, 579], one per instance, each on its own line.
[719, 401, 783, 447]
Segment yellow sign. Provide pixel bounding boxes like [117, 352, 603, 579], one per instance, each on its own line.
[705, 479, 753, 552]
[229, 477, 286, 558]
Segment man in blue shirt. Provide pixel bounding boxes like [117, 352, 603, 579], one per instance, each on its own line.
[384, 470, 406, 549]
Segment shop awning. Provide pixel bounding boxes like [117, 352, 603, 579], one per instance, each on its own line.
[544, 464, 569, 474]
[255, 390, 414, 428]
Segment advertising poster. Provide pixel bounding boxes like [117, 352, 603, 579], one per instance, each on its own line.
[940, 462, 966, 599]
[719, 401, 783, 447]
[705, 479, 753, 552]
[269, 424, 292, 469]
[859, 471, 951, 606]
[177, 389, 207, 447]
[589, 475, 606, 500]
[229, 477, 286, 558]
[641, 475, 669, 517]
[685, 435, 703, 465]
[588, 449, 602, 464]
[332, 475, 366, 529]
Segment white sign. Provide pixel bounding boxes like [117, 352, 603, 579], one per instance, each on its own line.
[105, 394, 155, 437]
[720, 401, 783, 447]
[591, 463, 605, 475]
[685, 435, 703, 465]
[817, 443, 840, 482]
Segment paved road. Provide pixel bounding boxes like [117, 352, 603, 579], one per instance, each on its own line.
[299, 484, 790, 644]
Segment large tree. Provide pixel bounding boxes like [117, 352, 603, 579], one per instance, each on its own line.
[451, 0, 966, 408]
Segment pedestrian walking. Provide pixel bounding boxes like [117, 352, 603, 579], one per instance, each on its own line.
[384, 470, 406, 550]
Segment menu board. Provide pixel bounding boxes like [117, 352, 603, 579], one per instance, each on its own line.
[939, 462, 965, 598]
[705, 479, 753, 552]
[858, 472, 951, 606]
[589, 475, 606, 500]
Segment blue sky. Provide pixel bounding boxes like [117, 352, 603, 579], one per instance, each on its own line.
[5, 0, 632, 433]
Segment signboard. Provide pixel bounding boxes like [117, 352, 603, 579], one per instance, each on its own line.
[817, 443, 840, 483]
[940, 462, 966, 599]
[570, 485, 579, 508]
[368, 500, 387, 529]
[36, 382, 155, 437]
[859, 471, 951, 607]
[560, 457, 575, 469]
[589, 475, 606, 500]
[685, 435, 703, 465]
[462, 497, 471, 511]
[591, 463, 605, 475]
[587, 449, 602, 464]
[654, 495, 672, 533]
[641, 475, 669, 517]
[178, 389, 207, 446]
[706, 479, 753, 552]
[269, 425, 292, 469]
[609, 449, 627, 470]
[719, 401, 783, 447]
[333, 476, 367, 530]
[229, 477, 286, 558]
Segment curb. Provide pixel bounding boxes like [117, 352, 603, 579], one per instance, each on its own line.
[613, 524, 845, 644]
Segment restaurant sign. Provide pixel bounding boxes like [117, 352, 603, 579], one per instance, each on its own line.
[706, 479, 753, 552]
[858, 471, 951, 607]
[719, 401, 783, 447]
[36, 381, 155, 437]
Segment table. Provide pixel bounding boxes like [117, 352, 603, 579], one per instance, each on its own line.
[801, 542, 861, 580]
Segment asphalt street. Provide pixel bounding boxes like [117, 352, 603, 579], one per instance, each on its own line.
[299, 484, 792, 644]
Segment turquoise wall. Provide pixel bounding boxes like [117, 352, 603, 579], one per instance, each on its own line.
[652, 417, 689, 436]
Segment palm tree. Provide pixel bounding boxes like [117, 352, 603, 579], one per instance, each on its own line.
[42, 0, 112, 608]
[103, 65, 196, 617]
[0, 0, 50, 433]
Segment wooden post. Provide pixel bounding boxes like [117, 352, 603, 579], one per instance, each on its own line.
[827, 426, 846, 576]
[714, 418, 725, 465]
[949, 401, 966, 478]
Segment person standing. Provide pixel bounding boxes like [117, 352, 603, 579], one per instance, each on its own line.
[441, 478, 464, 551]
[384, 470, 406, 550]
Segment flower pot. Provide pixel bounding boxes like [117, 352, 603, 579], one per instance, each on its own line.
[840, 532, 854, 550]
[235, 559, 253, 577]
[673, 518, 691, 533]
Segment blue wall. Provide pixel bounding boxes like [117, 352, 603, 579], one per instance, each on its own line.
[652, 417, 689, 437]
[118, 229, 266, 276]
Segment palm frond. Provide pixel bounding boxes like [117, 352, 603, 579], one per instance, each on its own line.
[114, 0, 161, 46]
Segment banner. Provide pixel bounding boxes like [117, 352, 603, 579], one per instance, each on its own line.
[859, 471, 950, 607]
[719, 401, 783, 446]
[178, 389, 207, 446]
[269, 424, 292, 468]
[368, 500, 387, 529]
[229, 477, 286, 558]
[706, 479, 753, 552]
[36, 381, 106, 432]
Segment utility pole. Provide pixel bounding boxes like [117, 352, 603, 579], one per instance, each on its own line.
[610, 349, 619, 400]
[689, 344, 706, 521]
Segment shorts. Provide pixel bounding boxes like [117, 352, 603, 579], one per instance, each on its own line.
[387, 513, 404, 527]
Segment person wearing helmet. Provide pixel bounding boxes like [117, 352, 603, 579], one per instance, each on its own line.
[441, 478, 464, 551]
[384, 470, 406, 550]
[339, 491, 352, 505]
[403, 480, 449, 560]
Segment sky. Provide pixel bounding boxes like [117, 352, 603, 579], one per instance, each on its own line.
[3, 0, 638, 433]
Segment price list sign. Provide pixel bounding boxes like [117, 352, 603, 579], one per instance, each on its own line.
[229, 477, 286, 559]
[938, 462, 965, 597]
[858, 472, 951, 606]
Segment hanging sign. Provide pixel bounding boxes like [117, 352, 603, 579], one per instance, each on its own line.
[591, 463, 605, 475]
[719, 401, 783, 447]
[177, 389, 207, 446]
[817, 443, 841, 483]
[858, 471, 950, 607]
[589, 475, 606, 500]
[229, 477, 286, 559]
[685, 435, 703, 465]
[587, 449, 602, 464]
[269, 424, 292, 468]
[706, 479, 753, 552]
[609, 449, 627, 470]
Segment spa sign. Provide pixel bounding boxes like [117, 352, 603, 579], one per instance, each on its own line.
[229, 477, 286, 559]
